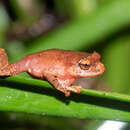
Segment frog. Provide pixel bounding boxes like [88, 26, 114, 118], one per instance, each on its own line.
[0, 48, 105, 96]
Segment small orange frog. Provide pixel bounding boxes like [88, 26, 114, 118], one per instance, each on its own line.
[0, 48, 105, 96]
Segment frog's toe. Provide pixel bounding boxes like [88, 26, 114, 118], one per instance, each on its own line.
[65, 91, 71, 97]
[66, 86, 82, 94]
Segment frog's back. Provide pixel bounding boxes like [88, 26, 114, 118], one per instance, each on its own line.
[26, 49, 90, 68]
[23, 49, 90, 78]
[26, 49, 89, 61]
[41, 49, 89, 59]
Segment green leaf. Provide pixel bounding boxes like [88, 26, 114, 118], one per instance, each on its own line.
[0, 76, 130, 122]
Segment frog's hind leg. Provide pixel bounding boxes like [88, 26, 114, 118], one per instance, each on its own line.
[0, 48, 11, 76]
[0, 48, 8, 70]
[0, 48, 26, 76]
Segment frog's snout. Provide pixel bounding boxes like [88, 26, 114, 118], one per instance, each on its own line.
[96, 62, 105, 74]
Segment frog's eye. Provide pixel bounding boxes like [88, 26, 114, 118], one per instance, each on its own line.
[79, 59, 91, 70]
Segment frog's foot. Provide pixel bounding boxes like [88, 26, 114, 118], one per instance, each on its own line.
[65, 86, 83, 96]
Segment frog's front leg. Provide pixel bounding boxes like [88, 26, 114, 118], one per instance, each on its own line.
[56, 78, 83, 96]
[44, 72, 82, 96]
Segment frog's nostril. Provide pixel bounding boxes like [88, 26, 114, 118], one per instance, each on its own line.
[96, 64, 100, 71]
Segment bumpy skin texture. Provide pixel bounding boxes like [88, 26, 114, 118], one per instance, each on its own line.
[0, 48, 105, 96]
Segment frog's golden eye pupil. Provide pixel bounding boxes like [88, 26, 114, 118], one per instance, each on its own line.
[79, 59, 91, 70]
[84, 64, 88, 66]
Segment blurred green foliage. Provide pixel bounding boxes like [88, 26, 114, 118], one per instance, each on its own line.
[0, 0, 130, 129]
